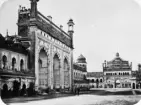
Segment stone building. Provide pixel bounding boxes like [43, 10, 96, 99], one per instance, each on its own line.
[73, 54, 88, 87]
[0, 33, 34, 93]
[17, 0, 74, 90]
[0, 0, 74, 93]
[86, 72, 103, 88]
[103, 53, 136, 88]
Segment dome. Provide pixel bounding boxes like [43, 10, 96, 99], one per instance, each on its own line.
[77, 54, 86, 63]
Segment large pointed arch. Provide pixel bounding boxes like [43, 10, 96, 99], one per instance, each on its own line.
[53, 53, 61, 89]
[38, 47, 49, 88]
[64, 57, 70, 88]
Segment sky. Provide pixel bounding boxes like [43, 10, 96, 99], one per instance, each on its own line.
[1, 0, 141, 72]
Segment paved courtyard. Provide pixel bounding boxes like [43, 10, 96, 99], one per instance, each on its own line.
[1, 94, 141, 105]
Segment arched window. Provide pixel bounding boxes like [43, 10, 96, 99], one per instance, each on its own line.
[20, 59, 24, 71]
[2, 55, 7, 69]
[100, 79, 102, 82]
[96, 79, 99, 83]
[12, 57, 16, 70]
[92, 79, 94, 83]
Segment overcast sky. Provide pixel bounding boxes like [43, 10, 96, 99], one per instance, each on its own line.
[1, 0, 141, 72]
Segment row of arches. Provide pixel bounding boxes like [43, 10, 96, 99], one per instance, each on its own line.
[91, 78, 103, 83]
[2, 55, 24, 71]
[106, 72, 130, 76]
[38, 48, 70, 89]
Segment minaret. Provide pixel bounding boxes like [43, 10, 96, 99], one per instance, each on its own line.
[30, 0, 39, 18]
[67, 19, 74, 48]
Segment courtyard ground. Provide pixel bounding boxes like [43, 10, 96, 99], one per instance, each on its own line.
[1, 88, 141, 105]
[1, 94, 141, 105]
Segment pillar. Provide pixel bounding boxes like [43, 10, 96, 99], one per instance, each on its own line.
[50, 44, 54, 89]
[60, 52, 64, 89]
[34, 30, 39, 88]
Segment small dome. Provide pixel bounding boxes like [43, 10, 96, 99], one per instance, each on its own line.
[77, 54, 86, 63]
[116, 52, 119, 58]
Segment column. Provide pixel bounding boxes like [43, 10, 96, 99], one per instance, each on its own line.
[35, 32, 39, 88]
[70, 50, 73, 91]
[50, 44, 53, 89]
[60, 52, 64, 89]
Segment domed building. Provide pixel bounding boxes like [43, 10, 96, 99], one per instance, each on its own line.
[76, 54, 87, 72]
[73, 54, 88, 87]
[103, 53, 136, 88]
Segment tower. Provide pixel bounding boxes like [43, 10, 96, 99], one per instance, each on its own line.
[67, 19, 74, 48]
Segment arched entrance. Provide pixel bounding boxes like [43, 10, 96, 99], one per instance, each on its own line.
[53, 54, 60, 89]
[96, 79, 99, 88]
[132, 83, 135, 89]
[115, 79, 121, 88]
[12, 57, 16, 70]
[38, 48, 48, 88]
[64, 58, 69, 88]
[1, 84, 8, 98]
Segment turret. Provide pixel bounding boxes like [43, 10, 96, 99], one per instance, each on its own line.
[67, 19, 74, 36]
[67, 19, 74, 48]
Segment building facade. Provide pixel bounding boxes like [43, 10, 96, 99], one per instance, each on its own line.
[103, 53, 136, 88]
[0, 0, 75, 93]
[73, 54, 88, 87]
[86, 53, 137, 89]
[17, 0, 74, 90]
[0, 34, 34, 93]
[87, 72, 103, 88]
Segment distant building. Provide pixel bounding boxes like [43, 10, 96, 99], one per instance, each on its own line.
[73, 54, 88, 87]
[87, 72, 103, 88]
[103, 53, 136, 88]
[86, 53, 138, 89]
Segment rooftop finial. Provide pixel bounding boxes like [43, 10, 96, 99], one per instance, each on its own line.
[6, 29, 9, 36]
[116, 52, 119, 58]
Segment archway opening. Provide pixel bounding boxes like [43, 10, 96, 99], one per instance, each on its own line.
[115, 80, 120, 88]
[96, 79, 99, 88]
[64, 58, 69, 88]
[53, 54, 60, 89]
[20, 59, 24, 71]
[12, 57, 16, 70]
[132, 83, 135, 89]
[2, 55, 7, 69]
[38, 48, 48, 88]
